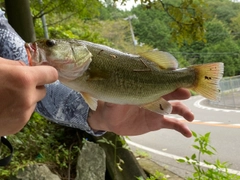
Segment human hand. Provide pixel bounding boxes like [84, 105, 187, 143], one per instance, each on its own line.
[0, 58, 58, 136]
[87, 88, 194, 137]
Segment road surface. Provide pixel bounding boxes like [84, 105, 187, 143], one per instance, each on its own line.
[128, 96, 240, 178]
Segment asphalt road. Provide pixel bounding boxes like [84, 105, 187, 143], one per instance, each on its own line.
[128, 96, 240, 178]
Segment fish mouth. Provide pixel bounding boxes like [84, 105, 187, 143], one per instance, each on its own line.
[25, 42, 37, 55]
[25, 42, 48, 66]
[25, 42, 39, 66]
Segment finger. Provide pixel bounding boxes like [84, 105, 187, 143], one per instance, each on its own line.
[171, 101, 194, 121]
[0, 57, 27, 66]
[35, 85, 47, 102]
[24, 85, 47, 104]
[30, 66, 58, 86]
[161, 117, 192, 138]
[163, 88, 191, 101]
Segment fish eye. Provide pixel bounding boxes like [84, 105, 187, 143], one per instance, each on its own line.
[45, 39, 56, 47]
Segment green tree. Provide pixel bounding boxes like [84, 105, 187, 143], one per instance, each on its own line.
[132, 5, 176, 51]
[202, 38, 240, 76]
[207, 0, 240, 24]
[205, 19, 230, 45]
[98, 1, 126, 20]
[116, 0, 208, 45]
[178, 18, 238, 76]
[30, 0, 101, 22]
[30, 0, 103, 39]
[200, 19, 240, 76]
[3, 0, 211, 46]
[230, 12, 240, 41]
[2, 0, 103, 41]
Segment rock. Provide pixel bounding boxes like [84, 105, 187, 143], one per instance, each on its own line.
[75, 141, 106, 180]
[12, 164, 61, 180]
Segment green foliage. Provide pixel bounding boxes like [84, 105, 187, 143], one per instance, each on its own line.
[132, 5, 176, 51]
[161, 0, 207, 46]
[30, 0, 240, 76]
[32, 0, 209, 47]
[205, 19, 230, 44]
[86, 19, 153, 54]
[207, 0, 240, 24]
[30, 0, 101, 21]
[34, 15, 112, 45]
[98, 2, 127, 20]
[177, 131, 240, 180]
[118, 0, 207, 46]
[97, 135, 128, 171]
[0, 113, 84, 179]
[136, 170, 168, 180]
[1, 0, 238, 77]
[135, 149, 150, 158]
[130, 0, 207, 48]
[179, 17, 240, 76]
[31, 0, 109, 44]
[230, 13, 240, 41]
[122, 0, 240, 76]
[202, 38, 240, 76]
[48, 23, 111, 45]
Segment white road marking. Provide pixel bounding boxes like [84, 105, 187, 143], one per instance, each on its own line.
[170, 97, 240, 128]
[193, 120, 201, 122]
[126, 139, 240, 175]
[194, 98, 240, 113]
[166, 115, 240, 128]
[204, 121, 224, 124]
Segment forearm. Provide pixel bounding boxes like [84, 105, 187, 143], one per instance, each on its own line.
[0, 10, 28, 64]
[36, 81, 104, 135]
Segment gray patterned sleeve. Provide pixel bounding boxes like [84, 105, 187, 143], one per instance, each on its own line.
[0, 10, 104, 136]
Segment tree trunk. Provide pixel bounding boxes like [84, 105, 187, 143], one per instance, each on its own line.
[5, 0, 36, 42]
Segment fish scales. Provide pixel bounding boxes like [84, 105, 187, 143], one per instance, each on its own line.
[25, 39, 224, 114]
[72, 40, 196, 104]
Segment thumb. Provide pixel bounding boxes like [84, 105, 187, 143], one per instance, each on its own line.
[31, 66, 58, 85]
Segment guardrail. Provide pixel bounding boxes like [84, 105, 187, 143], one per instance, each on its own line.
[207, 75, 240, 109]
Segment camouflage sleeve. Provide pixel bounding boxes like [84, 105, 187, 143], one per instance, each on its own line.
[0, 10, 104, 136]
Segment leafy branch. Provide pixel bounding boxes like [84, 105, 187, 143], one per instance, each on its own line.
[177, 131, 240, 180]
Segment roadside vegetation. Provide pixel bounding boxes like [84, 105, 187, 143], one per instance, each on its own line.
[178, 131, 240, 180]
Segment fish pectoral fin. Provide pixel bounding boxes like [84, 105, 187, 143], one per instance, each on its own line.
[139, 50, 178, 70]
[81, 92, 98, 111]
[142, 98, 172, 115]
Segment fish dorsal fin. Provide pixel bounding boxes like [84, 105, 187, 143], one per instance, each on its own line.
[139, 50, 178, 70]
[81, 92, 98, 111]
[141, 97, 172, 115]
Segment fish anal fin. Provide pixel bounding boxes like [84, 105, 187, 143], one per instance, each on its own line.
[81, 92, 98, 111]
[142, 98, 172, 115]
[139, 50, 178, 70]
[191, 62, 224, 101]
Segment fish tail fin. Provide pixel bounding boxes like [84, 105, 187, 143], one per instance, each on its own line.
[191, 63, 224, 100]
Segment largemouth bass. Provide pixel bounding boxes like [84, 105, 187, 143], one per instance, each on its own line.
[25, 39, 224, 115]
